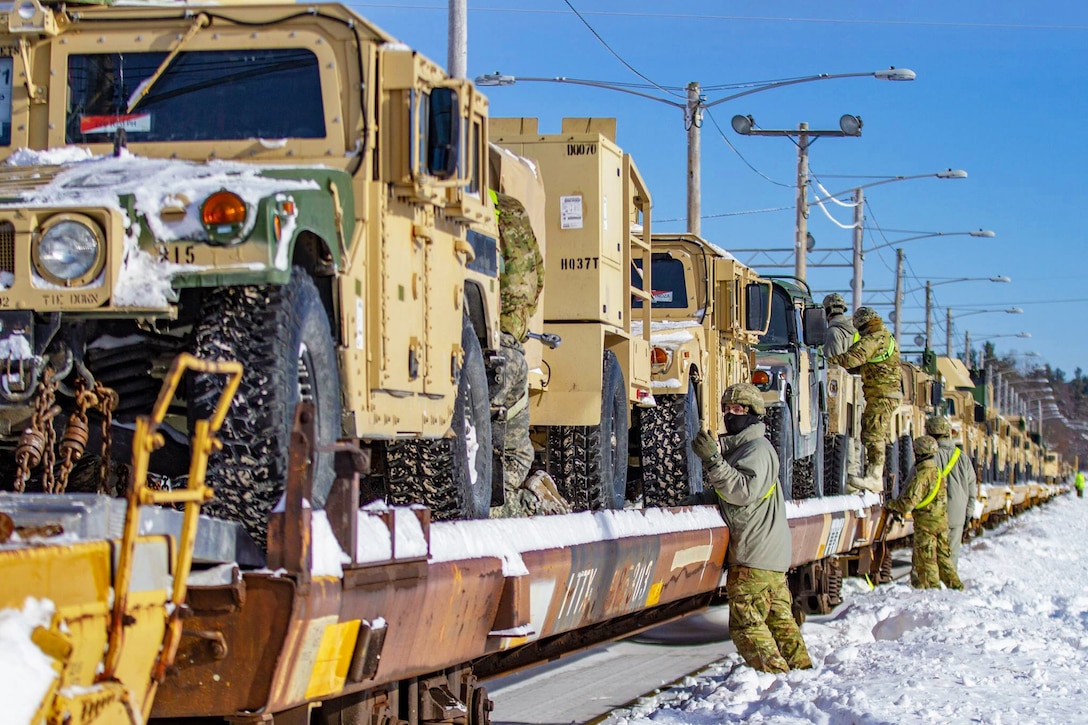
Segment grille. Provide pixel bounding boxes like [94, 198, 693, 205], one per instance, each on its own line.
[0, 222, 13, 275]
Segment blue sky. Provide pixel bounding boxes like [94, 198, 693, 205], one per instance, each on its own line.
[353, 2, 1088, 376]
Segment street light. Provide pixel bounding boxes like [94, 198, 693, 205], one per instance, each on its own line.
[731, 114, 867, 281]
[876, 230, 995, 328]
[883, 250, 1006, 347]
[476, 68, 915, 236]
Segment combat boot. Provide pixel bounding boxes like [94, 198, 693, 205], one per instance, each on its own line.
[847, 475, 883, 493]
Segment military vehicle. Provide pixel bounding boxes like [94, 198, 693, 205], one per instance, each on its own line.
[0, 0, 515, 540]
[490, 118, 654, 510]
[627, 233, 770, 506]
[752, 277, 829, 499]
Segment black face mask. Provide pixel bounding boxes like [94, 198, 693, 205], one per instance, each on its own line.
[724, 412, 761, 435]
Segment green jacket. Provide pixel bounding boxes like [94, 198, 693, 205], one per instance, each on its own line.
[704, 422, 791, 572]
[937, 438, 976, 528]
[828, 321, 902, 400]
[824, 313, 858, 359]
[887, 456, 948, 528]
[1076, 472, 1085, 491]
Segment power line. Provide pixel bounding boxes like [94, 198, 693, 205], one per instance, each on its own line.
[559, 0, 684, 100]
[353, 5, 1088, 32]
[705, 108, 793, 188]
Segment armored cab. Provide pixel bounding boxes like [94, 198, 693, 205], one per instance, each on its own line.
[0, 0, 502, 537]
[490, 117, 653, 510]
[630, 233, 770, 506]
[752, 277, 828, 500]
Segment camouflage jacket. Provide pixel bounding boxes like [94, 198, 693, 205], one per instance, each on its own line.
[828, 322, 902, 399]
[496, 192, 545, 342]
[887, 457, 947, 527]
[824, 314, 859, 358]
[936, 438, 976, 527]
[705, 422, 791, 573]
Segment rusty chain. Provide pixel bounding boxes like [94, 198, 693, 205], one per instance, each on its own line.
[13, 368, 119, 494]
[13, 366, 58, 493]
[95, 380, 117, 493]
[57, 377, 94, 493]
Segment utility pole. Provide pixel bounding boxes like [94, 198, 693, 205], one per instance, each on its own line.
[686, 82, 702, 236]
[795, 123, 811, 280]
[924, 281, 932, 353]
[851, 187, 864, 310]
[447, 0, 467, 79]
[730, 115, 862, 283]
[893, 248, 904, 344]
[964, 330, 972, 365]
[946, 308, 953, 357]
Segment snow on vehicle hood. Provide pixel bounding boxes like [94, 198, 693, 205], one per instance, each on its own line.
[2, 149, 320, 243]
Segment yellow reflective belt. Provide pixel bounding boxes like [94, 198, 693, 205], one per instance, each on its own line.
[852, 331, 860, 344]
[712, 478, 778, 503]
[917, 447, 960, 510]
[488, 188, 500, 222]
[868, 336, 897, 364]
[761, 479, 777, 501]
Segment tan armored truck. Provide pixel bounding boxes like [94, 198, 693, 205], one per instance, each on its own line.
[0, 0, 514, 539]
[490, 117, 654, 510]
[629, 233, 770, 506]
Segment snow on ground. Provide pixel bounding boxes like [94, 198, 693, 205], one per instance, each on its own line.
[0, 598, 58, 724]
[604, 493, 1088, 725]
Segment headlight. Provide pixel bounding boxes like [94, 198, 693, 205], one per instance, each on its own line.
[33, 216, 104, 286]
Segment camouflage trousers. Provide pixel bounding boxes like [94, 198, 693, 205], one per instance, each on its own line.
[910, 512, 963, 590]
[489, 334, 535, 517]
[727, 566, 812, 673]
[861, 397, 898, 472]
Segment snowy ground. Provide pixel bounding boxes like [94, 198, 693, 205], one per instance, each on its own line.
[604, 493, 1088, 725]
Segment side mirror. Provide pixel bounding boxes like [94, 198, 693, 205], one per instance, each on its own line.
[931, 380, 944, 410]
[802, 307, 827, 347]
[427, 87, 461, 180]
[744, 282, 770, 333]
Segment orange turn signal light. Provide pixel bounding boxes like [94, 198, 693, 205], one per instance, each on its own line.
[651, 347, 669, 365]
[202, 191, 247, 226]
[751, 370, 771, 386]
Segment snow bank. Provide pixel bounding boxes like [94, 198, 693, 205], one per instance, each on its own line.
[0, 598, 58, 724]
[604, 494, 1088, 724]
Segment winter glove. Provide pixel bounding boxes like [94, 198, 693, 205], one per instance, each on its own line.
[886, 508, 904, 526]
[692, 430, 722, 467]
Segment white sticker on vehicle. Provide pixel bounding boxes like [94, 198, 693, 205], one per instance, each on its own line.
[80, 113, 152, 135]
[560, 195, 583, 230]
[652, 290, 673, 303]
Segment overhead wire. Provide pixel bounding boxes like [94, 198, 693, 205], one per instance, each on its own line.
[704, 108, 793, 188]
[559, 0, 685, 101]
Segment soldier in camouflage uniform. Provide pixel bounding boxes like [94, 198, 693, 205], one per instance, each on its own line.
[821, 293, 858, 358]
[828, 307, 902, 493]
[926, 415, 976, 567]
[692, 383, 812, 673]
[488, 191, 569, 517]
[886, 435, 963, 590]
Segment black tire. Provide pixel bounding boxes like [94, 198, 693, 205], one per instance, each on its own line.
[386, 317, 492, 520]
[824, 434, 849, 497]
[546, 351, 627, 511]
[883, 439, 899, 498]
[190, 268, 341, 546]
[764, 402, 794, 501]
[793, 415, 824, 500]
[638, 380, 704, 507]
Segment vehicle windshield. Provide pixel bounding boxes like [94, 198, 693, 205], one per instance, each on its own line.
[758, 286, 792, 347]
[66, 48, 325, 143]
[632, 253, 689, 309]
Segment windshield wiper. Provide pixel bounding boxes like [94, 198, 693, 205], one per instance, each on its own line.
[126, 12, 209, 113]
